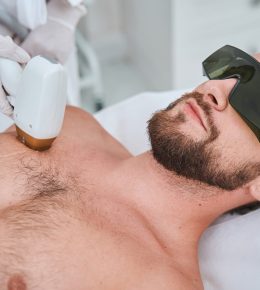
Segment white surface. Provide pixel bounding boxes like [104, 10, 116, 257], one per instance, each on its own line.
[124, 0, 172, 91]
[101, 59, 148, 105]
[81, 57, 149, 113]
[172, 0, 260, 88]
[199, 209, 260, 290]
[86, 0, 122, 44]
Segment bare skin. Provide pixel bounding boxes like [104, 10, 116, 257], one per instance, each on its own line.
[0, 78, 259, 290]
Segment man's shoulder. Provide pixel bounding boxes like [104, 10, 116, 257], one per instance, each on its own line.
[77, 220, 200, 290]
[59, 105, 132, 159]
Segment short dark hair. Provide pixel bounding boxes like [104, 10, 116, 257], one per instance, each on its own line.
[227, 201, 260, 215]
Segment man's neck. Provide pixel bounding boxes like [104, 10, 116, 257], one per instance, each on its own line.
[110, 151, 255, 261]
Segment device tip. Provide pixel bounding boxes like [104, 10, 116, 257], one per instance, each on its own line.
[16, 126, 56, 151]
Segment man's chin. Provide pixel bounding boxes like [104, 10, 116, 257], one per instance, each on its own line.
[148, 109, 260, 191]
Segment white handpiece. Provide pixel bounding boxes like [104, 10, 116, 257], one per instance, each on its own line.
[0, 56, 67, 151]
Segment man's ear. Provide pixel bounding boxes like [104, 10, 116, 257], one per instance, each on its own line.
[248, 176, 260, 201]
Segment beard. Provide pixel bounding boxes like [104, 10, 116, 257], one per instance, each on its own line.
[147, 91, 260, 190]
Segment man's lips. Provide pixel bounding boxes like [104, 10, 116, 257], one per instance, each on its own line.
[184, 101, 207, 131]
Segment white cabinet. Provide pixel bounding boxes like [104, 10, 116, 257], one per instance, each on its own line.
[172, 0, 260, 88]
[124, 0, 260, 90]
[123, 0, 172, 90]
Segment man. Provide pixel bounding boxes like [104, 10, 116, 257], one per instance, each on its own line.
[0, 53, 260, 289]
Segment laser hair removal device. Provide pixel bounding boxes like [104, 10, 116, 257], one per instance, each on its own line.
[0, 56, 67, 151]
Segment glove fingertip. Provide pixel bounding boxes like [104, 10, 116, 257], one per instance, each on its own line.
[14, 48, 31, 63]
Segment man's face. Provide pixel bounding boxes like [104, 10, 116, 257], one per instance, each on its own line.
[148, 79, 260, 190]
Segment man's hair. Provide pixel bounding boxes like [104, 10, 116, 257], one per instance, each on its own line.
[227, 201, 260, 215]
[0, 155, 86, 289]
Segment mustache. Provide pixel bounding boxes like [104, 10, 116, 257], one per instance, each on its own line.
[165, 91, 213, 122]
[165, 91, 219, 142]
[166, 91, 210, 113]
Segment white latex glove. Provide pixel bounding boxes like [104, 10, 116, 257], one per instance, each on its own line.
[0, 35, 30, 117]
[21, 0, 86, 64]
[16, 0, 47, 30]
[65, 0, 84, 6]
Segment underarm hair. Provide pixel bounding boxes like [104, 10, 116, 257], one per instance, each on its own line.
[0, 154, 86, 289]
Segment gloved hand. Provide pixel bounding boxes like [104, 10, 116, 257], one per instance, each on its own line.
[21, 0, 86, 64]
[0, 35, 30, 116]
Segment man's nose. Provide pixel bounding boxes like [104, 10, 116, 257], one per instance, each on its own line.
[201, 79, 237, 111]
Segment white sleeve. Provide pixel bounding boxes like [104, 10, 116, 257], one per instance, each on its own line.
[0, 0, 17, 18]
[16, 0, 47, 30]
[66, 0, 84, 6]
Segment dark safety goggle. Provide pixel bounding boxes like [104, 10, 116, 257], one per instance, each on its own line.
[202, 45, 260, 141]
